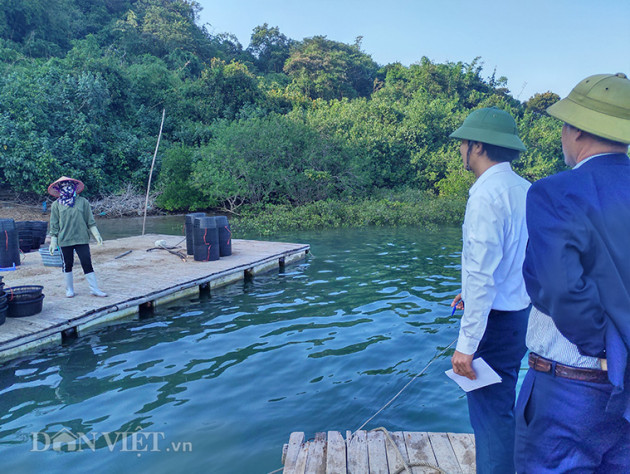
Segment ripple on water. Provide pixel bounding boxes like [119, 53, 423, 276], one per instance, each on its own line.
[0, 226, 478, 473]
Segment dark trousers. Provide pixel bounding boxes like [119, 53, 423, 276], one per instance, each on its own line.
[467, 306, 530, 474]
[515, 368, 630, 473]
[60, 244, 94, 274]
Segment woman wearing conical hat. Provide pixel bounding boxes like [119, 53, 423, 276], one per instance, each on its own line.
[48, 176, 107, 298]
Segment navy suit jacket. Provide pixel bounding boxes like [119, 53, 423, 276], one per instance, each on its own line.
[523, 153, 630, 420]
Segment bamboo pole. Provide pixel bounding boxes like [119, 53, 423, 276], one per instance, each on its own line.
[142, 108, 166, 236]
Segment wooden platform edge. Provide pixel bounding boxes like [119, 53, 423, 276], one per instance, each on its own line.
[281, 430, 476, 474]
[0, 245, 309, 362]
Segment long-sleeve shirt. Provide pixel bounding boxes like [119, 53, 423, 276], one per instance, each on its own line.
[523, 152, 630, 421]
[456, 162, 531, 355]
[49, 196, 96, 247]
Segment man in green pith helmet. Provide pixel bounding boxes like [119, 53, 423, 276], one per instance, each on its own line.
[516, 73, 630, 472]
[449, 107, 532, 474]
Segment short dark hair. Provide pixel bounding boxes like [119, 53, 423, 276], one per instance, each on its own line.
[475, 142, 521, 162]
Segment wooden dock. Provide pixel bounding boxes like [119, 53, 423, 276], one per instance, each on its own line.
[0, 234, 309, 360]
[282, 430, 475, 473]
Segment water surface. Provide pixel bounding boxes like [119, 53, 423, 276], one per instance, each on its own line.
[0, 223, 473, 473]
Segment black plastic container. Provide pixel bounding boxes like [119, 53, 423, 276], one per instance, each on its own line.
[0, 302, 7, 325]
[0, 220, 21, 268]
[215, 216, 232, 257]
[18, 230, 33, 253]
[30, 221, 48, 249]
[0, 219, 16, 231]
[4, 285, 44, 302]
[7, 294, 44, 318]
[193, 217, 220, 262]
[185, 213, 206, 255]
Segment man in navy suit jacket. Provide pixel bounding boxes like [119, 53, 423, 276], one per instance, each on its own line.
[516, 73, 630, 472]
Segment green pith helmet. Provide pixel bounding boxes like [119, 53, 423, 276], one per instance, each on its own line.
[547, 73, 630, 144]
[449, 107, 526, 151]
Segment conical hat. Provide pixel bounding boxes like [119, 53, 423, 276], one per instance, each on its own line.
[47, 176, 85, 197]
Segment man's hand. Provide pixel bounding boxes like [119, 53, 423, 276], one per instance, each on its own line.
[452, 350, 476, 380]
[451, 293, 464, 310]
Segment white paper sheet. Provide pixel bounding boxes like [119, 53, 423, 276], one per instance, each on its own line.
[445, 357, 502, 392]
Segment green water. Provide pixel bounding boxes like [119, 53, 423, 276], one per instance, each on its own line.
[0, 223, 473, 473]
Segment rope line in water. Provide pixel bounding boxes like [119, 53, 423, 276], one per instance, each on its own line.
[269, 337, 457, 473]
[352, 336, 457, 435]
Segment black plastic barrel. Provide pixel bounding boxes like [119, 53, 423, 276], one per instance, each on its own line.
[215, 216, 232, 257]
[185, 213, 206, 255]
[193, 217, 220, 262]
[16, 221, 33, 252]
[0, 219, 20, 267]
[27, 221, 48, 249]
[18, 230, 33, 253]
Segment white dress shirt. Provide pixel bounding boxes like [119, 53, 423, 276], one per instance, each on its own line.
[456, 162, 531, 355]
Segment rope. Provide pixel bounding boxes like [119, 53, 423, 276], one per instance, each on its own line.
[373, 427, 447, 474]
[352, 337, 457, 435]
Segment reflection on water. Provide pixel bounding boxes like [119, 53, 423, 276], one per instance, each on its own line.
[0, 225, 471, 473]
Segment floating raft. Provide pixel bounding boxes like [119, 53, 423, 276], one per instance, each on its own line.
[0, 234, 309, 361]
[282, 430, 475, 474]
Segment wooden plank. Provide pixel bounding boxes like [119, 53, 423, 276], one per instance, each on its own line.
[283, 432, 305, 474]
[304, 432, 326, 474]
[428, 432, 463, 473]
[293, 441, 310, 474]
[447, 433, 476, 474]
[326, 431, 347, 474]
[346, 430, 368, 474]
[403, 431, 439, 474]
[383, 431, 410, 474]
[367, 430, 389, 474]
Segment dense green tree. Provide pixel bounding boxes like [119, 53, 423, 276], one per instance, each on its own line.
[284, 36, 379, 100]
[190, 115, 366, 211]
[247, 24, 294, 74]
[0, 0, 573, 219]
[524, 91, 561, 114]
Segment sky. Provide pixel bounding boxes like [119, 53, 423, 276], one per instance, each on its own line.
[196, 0, 630, 100]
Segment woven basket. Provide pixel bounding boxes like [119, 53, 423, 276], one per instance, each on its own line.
[38, 248, 63, 267]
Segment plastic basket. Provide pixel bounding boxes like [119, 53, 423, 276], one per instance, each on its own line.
[38, 248, 63, 267]
[7, 294, 44, 318]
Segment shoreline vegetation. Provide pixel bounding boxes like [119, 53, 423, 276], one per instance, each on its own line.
[1, 1, 568, 231]
[0, 188, 466, 234]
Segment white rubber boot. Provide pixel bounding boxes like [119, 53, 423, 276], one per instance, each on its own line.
[64, 272, 75, 298]
[85, 272, 107, 297]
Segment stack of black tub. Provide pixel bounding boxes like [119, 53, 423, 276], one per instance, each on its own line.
[15, 220, 48, 253]
[0, 276, 6, 325]
[193, 217, 220, 262]
[185, 214, 232, 262]
[185, 212, 206, 255]
[4, 285, 45, 318]
[0, 219, 21, 268]
[215, 216, 232, 257]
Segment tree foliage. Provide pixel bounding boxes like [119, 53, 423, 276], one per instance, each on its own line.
[524, 91, 561, 114]
[284, 36, 379, 100]
[0, 0, 568, 214]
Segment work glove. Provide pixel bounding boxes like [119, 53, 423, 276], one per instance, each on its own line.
[89, 226, 103, 245]
[49, 236, 58, 255]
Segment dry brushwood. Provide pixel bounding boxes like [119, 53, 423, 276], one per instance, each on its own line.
[91, 184, 162, 218]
